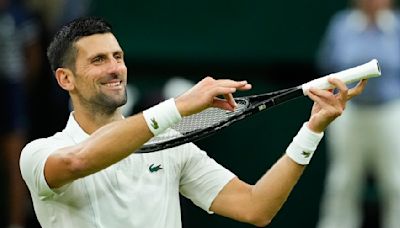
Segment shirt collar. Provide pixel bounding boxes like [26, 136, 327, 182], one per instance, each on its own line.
[64, 112, 90, 144]
[348, 9, 398, 33]
[63, 112, 126, 144]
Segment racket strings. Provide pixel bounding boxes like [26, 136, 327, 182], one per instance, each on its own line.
[144, 99, 249, 145]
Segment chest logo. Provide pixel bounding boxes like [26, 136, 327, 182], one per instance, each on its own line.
[149, 164, 163, 173]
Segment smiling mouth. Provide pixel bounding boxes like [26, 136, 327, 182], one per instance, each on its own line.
[104, 81, 122, 87]
[101, 80, 124, 89]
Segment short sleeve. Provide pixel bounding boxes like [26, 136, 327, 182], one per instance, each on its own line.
[20, 138, 68, 200]
[179, 145, 235, 213]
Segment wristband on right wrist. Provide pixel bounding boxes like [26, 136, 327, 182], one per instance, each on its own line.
[142, 98, 182, 136]
[286, 122, 324, 165]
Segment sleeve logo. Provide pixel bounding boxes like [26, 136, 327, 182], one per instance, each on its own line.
[150, 118, 159, 129]
[301, 151, 311, 158]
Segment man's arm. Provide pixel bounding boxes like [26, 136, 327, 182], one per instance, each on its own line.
[44, 77, 251, 188]
[44, 114, 152, 188]
[210, 156, 303, 226]
[209, 78, 367, 226]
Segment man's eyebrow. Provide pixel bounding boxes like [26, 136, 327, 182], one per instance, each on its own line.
[87, 50, 124, 59]
[113, 50, 124, 55]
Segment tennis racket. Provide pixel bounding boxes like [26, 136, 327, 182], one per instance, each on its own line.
[137, 59, 381, 153]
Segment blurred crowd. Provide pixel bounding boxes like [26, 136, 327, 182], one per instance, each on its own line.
[0, 0, 90, 227]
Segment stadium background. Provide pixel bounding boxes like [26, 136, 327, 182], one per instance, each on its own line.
[1, 0, 381, 227]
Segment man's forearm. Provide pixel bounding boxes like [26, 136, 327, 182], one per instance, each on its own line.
[75, 114, 153, 175]
[251, 155, 305, 221]
[45, 114, 154, 188]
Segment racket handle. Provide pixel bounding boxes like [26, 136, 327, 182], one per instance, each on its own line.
[301, 59, 381, 95]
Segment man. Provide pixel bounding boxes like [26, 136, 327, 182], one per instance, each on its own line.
[316, 0, 400, 227]
[20, 17, 366, 227]
[0, 0, 42, 227]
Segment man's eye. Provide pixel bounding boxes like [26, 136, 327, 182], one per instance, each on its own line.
[92, 57, 104, 63]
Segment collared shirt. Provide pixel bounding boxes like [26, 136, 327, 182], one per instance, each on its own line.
[317, 9, 400, 105]
[20, 113, 235, 228]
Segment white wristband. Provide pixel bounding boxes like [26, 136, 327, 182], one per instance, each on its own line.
[143, 98, 182, 136]
[286, 122, 324, 165]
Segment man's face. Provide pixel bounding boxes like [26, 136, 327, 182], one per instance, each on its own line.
[72, 33, 128, 112]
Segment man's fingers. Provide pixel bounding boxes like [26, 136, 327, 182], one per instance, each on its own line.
[205, 78, 251, 94]
[327, 77, 367, 101]
[237, 83, 252, 91]
[305, 78, 366, 133]
[214, 79, 248, 88]
[176, 76, 252, 116]
[327, 78, 348, 103]
[328, 78, 348, 92]
[308, 87, 343, 111]
[215, 79, 252, 92]
[208, 79, 251, 108]
[212, 97, 236, 111]
[223, 93, 237, 108]
[308, 89, 330, 108]
[347, 79, 368, 99]
[209, 87, 236, 97]
[308, 87, 334, 98]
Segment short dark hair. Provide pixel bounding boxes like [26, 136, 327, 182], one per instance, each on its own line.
[47, 17, 112, 72]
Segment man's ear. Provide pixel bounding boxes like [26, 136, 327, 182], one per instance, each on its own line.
[55, 68, 75, 91]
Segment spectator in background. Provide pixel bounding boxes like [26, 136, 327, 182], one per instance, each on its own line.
[24, 0, 92, 34]
[22, 0, 96, 142]
[0, 0, 41, 227]
[316, 0, 400, 228]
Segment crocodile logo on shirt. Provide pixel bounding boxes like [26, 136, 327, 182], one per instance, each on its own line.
[301, 151, 311, 158]
[150, 118, 159, 130]
[149, 164, 163, 173]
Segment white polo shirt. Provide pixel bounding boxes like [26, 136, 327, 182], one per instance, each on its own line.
[20, 113, 235, 228]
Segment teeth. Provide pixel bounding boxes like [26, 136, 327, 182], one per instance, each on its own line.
[105, 81, 121, 87]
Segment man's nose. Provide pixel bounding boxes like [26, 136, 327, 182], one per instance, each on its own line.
[107, 59, 125, 74]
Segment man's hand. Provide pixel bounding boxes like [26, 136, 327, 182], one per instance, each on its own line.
[307, 78, 367, 132]
[175, 76, 252, 117]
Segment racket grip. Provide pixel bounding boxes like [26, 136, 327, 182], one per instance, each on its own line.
[301, 59, 381, 95]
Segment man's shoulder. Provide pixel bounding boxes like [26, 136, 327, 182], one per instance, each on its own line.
[22, 131, 72, 155]
[20, 131, 74, 178]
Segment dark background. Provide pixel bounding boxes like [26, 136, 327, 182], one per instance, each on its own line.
[1, 0, 381, 227]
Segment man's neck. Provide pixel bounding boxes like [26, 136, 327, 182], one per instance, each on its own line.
[72, 107, 124, 135]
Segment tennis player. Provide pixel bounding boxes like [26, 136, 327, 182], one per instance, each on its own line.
[20, 17, 366, 227]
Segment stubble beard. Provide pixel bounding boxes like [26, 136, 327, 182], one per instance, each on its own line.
[78, 87, 128, 115]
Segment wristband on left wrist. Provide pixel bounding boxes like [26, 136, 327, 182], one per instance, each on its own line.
[286, 122, 324, 165]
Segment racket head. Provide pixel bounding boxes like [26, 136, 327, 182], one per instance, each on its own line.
[136, 87, 301, 153]
[137, 97, 250, 153]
